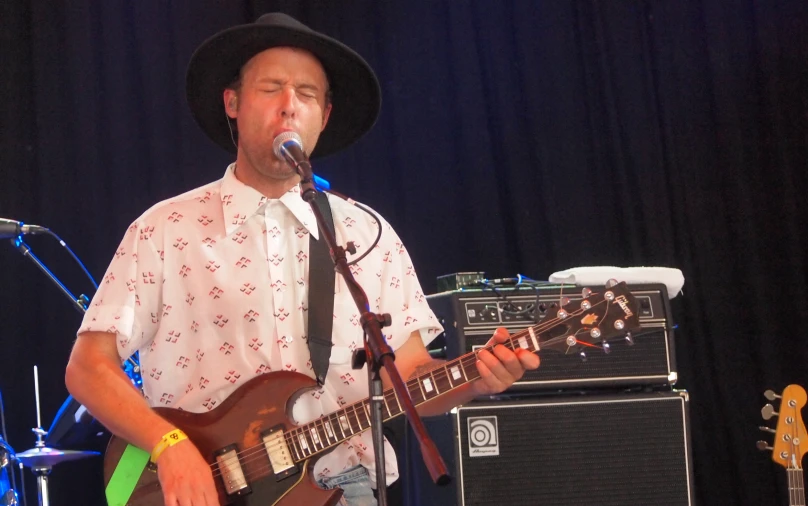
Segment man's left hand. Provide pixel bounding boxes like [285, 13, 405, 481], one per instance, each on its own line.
[474, 327, 540, 395]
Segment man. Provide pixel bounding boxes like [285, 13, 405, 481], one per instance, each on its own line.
[65, 13, 539, 506]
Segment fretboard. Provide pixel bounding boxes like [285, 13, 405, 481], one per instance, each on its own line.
[788, 467, 806, 506]
[283, 324, 545, 463]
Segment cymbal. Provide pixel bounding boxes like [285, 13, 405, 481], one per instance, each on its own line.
[14, 446, 99, 468]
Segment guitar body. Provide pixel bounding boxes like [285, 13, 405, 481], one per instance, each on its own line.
[103, 371, 342, 506]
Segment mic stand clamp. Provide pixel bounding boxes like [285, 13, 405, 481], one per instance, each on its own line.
[298, 176, 449, 505]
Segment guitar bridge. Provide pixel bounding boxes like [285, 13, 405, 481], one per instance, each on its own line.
[213, 444, 252, 497]
[262, 426, 297, 480]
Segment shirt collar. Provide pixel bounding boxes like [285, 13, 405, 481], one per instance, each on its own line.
[220, 163, 319, 239]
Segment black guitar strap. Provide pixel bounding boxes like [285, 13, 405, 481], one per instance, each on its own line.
[307, 191, 336, 386]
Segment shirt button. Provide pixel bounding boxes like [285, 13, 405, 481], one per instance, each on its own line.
[284, 335, 294, 343]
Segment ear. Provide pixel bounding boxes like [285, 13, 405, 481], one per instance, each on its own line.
[320, 102, 332, 132]
[223, 89, 238, 118]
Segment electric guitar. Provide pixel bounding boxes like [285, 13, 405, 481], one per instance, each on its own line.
[759, 385, 807, 506]
[104, 282, 641, 505]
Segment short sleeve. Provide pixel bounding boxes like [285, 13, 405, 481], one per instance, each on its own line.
[77, 219, 164, 362]
[375, 222, 443, 350]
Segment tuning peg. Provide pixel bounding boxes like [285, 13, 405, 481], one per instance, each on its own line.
[579, 351, 587, 362]
[764, 390, 781, 401]
[590, 328, 602, 339]
[761, 404, 778, 420]
[605, 278, 618, 288]
[756, 441, 773, 451]
[759, 426, 776, 434]
[614, 319, 625, 330]
[602, 342, 611, 354]
[581, 287, 592, 298]
[624, 332, 634, 345]
[560, 296, 571, 306]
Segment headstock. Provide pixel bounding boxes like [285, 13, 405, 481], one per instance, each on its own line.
[758, 384, 807, 470]
[537, 281, 642, 358]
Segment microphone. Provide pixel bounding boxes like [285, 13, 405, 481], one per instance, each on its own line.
[272, 131, 312, 176]
[0, 218, 48, 240]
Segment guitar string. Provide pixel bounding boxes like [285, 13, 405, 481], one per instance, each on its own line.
[204, 297, 615, 481]
[207, 337, 577, 482]
[203, 296, 618, 481]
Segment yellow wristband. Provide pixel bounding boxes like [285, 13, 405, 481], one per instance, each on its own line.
[150, 429, 188, 463]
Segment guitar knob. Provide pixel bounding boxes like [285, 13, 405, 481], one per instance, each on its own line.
[756, 441, 773, 451]
[761, 404, 778, 420]
[764, 389, 781, 401]
[758, 426, 776, 434]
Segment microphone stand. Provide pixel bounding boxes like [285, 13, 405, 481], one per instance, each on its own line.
[294, 161, 449, 505]
[10, 237, 90, 314]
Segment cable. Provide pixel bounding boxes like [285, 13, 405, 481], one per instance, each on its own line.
[40, 229, 99, 290]
[324, 190, 383, 267]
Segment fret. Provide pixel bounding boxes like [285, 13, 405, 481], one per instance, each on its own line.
[297, 431, 311, 456]
[414, 374, 427, 400]
[433, 367, 452, 393]
[349, 404, 364, 432]
[356, 402, 370, 428]
[447, 362, 464, 386]
[382, 392, 392, 419]
[392, 388, 402, 414]
[444, 363, 455, 388]
[363, 401, 372, 422]
[336, 412, 351, 437]
[309, 423, 323, 449]
[527, 326, 540, 351]
[429, 369, 440, 394]
[286, 432, 302, 462]
[323, 418, 336, 443]
[419, 373, 438, 400]
[516, 334, 529, 351]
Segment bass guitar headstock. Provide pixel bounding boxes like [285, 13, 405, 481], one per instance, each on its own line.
[758, 384, 807, 470]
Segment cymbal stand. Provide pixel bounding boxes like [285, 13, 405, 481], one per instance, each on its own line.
[29, 366, 49, 506]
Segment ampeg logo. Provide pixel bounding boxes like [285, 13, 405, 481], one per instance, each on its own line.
[467, 416, 500, 457]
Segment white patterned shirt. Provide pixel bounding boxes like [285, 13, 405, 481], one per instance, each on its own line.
[78, 164, 442, 486]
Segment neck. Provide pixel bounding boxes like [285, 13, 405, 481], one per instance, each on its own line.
[788, 466, 805, 506]
[232, 159, 301, 199]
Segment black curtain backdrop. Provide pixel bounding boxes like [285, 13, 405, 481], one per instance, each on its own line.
[2, 1, 807, 504]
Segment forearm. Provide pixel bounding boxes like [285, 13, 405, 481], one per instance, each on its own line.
[65, 333, 174, 453]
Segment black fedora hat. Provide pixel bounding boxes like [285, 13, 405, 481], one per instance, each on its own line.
[186, 12, 381, 159]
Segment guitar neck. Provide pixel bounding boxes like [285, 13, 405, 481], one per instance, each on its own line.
[284, 327, 538, 463]
[788, 467, 806, 506]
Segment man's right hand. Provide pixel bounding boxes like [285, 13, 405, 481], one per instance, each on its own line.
[156, 440, 220, 506]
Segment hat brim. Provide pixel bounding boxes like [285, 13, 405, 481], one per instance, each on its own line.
[186, 19, 381, 159]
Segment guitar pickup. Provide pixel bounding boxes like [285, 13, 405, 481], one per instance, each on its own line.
[262, 425, 298, 480]
[213, 444, 252, 497]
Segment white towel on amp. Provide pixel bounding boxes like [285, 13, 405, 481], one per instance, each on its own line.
[548, 266, 685, 299]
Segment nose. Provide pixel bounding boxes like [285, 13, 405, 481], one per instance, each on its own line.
[278, 86, 297, 119]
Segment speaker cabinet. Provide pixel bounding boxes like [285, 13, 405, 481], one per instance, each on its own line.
[399, 391, 695, 506]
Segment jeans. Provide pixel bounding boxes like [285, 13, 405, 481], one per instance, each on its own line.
[317, 465, 377, 506]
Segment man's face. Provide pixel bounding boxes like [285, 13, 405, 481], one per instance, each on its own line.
[226, 47, 332, 180]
